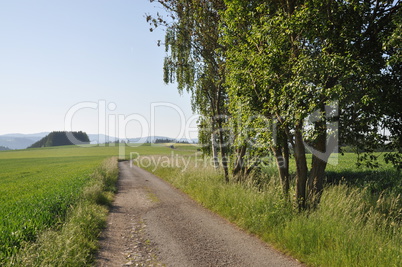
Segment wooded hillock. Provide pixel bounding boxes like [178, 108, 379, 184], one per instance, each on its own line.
[29, 131, 90, 148]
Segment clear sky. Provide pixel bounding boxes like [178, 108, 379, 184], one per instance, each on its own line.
[0, 0, 198, 140]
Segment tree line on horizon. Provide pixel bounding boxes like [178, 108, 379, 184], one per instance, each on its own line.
[148, 0, 401, 209]
[152, 138, 192, 144]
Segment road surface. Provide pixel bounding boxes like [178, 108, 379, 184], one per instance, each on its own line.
[96, 161, 303, 267]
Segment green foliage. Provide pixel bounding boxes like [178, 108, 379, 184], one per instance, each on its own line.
[222, 0, 401, 206]
[154, 0, 226, 114]
[153, 138, 175, 143]
[384, 152, 402, 171]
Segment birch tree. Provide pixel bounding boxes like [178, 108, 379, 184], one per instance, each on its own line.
[148, 0, 230, 180]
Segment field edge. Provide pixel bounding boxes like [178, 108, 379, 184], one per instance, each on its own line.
[5, 157, 119, 266]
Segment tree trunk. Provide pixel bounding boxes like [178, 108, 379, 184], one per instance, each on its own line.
[216, 87, 229, 182]
[218, 128, 229, 182]
[282, 134, 290, 193]
[272, 145, 290, 195]
[308, 119, 328, 207]
[271, 121, 290, 194]
[211, 132, 219, 169]
[294, 124, 308, 210]
[232, 144, 247, 180]
[309, 155, 326, 207]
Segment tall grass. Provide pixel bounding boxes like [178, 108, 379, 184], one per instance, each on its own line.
[5, 157, 119, 266]
[141, 157, 402, 267]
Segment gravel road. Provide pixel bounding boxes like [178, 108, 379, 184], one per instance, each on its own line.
[96, 161, 303, 267]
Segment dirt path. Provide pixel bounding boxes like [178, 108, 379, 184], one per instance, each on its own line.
[96, 161, 303, 267]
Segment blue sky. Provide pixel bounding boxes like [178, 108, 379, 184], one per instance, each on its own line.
[0, 0, 198, 140]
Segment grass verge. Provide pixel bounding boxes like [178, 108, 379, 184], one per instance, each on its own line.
[140, 158, 402, 267]
[6, 157, 119, 266]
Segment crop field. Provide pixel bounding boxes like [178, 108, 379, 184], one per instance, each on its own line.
[324, 153, 400, 194]
[0, 143, 198, 263]
[0, 156, 97, 259]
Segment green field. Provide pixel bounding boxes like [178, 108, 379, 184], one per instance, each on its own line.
[0, 144, 198, 265]
[0, 156, 98, 259]
[287, 152, 402, 193]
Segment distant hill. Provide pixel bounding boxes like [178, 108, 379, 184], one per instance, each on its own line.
[0, 133, 198, 149]
[0, 132, 115, 149]
[0, 133, 47, 149]
[87, 134, 118, 144]
[29, 131, 90, 148]
[0, 146, 10, 151]
[0, 132, 49, 138]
